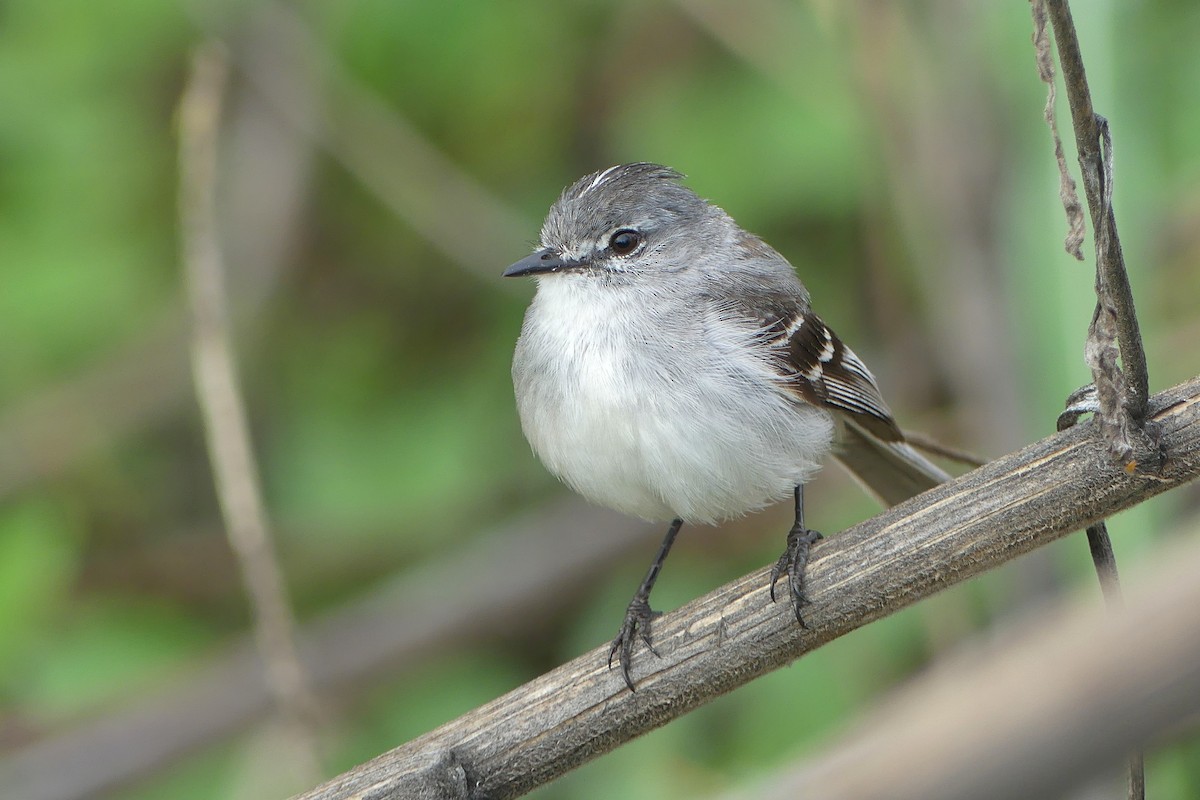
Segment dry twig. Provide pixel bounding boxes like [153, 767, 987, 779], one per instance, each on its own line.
[178, 42, 321, 781]
[1033, 3, 1153, 793]
[1030, 0, 1086, 260]
[1039, 0, 1152, 444]
[0, 18, 313, 505]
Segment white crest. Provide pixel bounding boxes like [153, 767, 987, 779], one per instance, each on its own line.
[577, 165, 623, 197]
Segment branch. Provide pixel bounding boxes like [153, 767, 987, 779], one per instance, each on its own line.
[0, 502, 657, 800]
[717, 529, 1200, 800]
[178, 43, 321, 778]
[197, 1, 533, 285]
[0, 12, 314, 505]
[1042, 0, 1151, 436]
[294, 377, 1200, 800]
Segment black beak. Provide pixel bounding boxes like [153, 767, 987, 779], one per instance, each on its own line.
[502, 247, 583, 278]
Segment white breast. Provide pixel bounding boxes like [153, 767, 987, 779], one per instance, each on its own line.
[511, 275, 834, 524]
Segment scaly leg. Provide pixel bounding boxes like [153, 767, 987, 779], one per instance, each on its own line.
[608, 518, 683, 691]
[769, 485, 823, 626]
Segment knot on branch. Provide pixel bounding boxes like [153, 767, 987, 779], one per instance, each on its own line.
[1059, 378, 1164, 476]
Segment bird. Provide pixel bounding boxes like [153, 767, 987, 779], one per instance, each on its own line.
[503, 163, 948, 690]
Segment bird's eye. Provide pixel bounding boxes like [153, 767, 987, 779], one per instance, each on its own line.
[609, 229, 641, 256]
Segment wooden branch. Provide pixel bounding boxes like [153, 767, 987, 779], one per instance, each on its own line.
[717, 530, 1200, 800]
[295, 376, 1200, 800]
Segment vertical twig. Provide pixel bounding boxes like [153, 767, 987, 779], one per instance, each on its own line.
[1056, 391, 1127, 598]
[178, 42, 322, 780]
[1036, 4, 1148, 797]
[1042, 0, 1151, 444]
[1057, 390, 1145, 800]
[1075, 522, 1144, 800]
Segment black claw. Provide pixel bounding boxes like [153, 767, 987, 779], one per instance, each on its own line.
[769, 558, 785, 603]
[609, 596, 659, 691]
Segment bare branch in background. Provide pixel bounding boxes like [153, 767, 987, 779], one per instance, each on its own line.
[1, 0, 528, 503]
[178, 42, 322, 783]
[202, 1, 533, 283]
[294, 377, 1200, 800]
[0, 17, 315, 505]
[900, 429, 986, 468]
[0, 502, 657, 800]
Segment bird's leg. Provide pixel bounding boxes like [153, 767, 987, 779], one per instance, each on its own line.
[770, 485, 823, 626]
[609, 517, 683, 691]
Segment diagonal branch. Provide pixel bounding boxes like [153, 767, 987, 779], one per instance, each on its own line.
[200, 1, 533, 284]
[716, 530, 1200, 800]
[294, 376, 1200, 800]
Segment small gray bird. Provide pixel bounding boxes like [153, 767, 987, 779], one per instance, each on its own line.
[504, 163, 948, 690]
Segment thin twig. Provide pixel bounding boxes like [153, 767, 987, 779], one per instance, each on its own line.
[1070, 350, 1150, 787]
[294, 377, 1200, 800]
[1056, 387, 1126, 603]
[901, 429, 986, 468]
[1082, 522, 1123, 603]
[0, 15, 314, 506]
[1042, 0, 1151, 440]
[1035, 4, 1152, 795]
[178, 42, 322, 781]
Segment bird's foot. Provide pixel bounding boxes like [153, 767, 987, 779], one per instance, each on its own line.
[769, 525, 824, 627]
[608, 594, 660, 691]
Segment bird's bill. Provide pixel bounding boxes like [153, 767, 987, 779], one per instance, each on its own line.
[502, 248, 584, 277]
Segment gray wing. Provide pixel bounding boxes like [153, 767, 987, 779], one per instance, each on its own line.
[762, 302, 951, 504]
[705, 248, 903, 442]
[707, 236, 949, 505]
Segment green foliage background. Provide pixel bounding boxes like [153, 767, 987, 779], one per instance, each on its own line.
[1, 1, 1198, 798]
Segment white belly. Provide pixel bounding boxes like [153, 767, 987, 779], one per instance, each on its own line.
[512, 277, 833, 524]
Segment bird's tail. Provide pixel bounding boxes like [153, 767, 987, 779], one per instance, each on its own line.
[832, 419, 952, 507]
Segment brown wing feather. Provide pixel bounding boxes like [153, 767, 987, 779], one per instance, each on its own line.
[767, 310, 904, 443]
[706, 234, 904, 443]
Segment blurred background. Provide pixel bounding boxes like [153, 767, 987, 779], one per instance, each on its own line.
[1, 1, 1199, 798]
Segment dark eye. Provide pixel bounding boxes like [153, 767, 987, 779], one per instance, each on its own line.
[609, 229, 641, 256]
